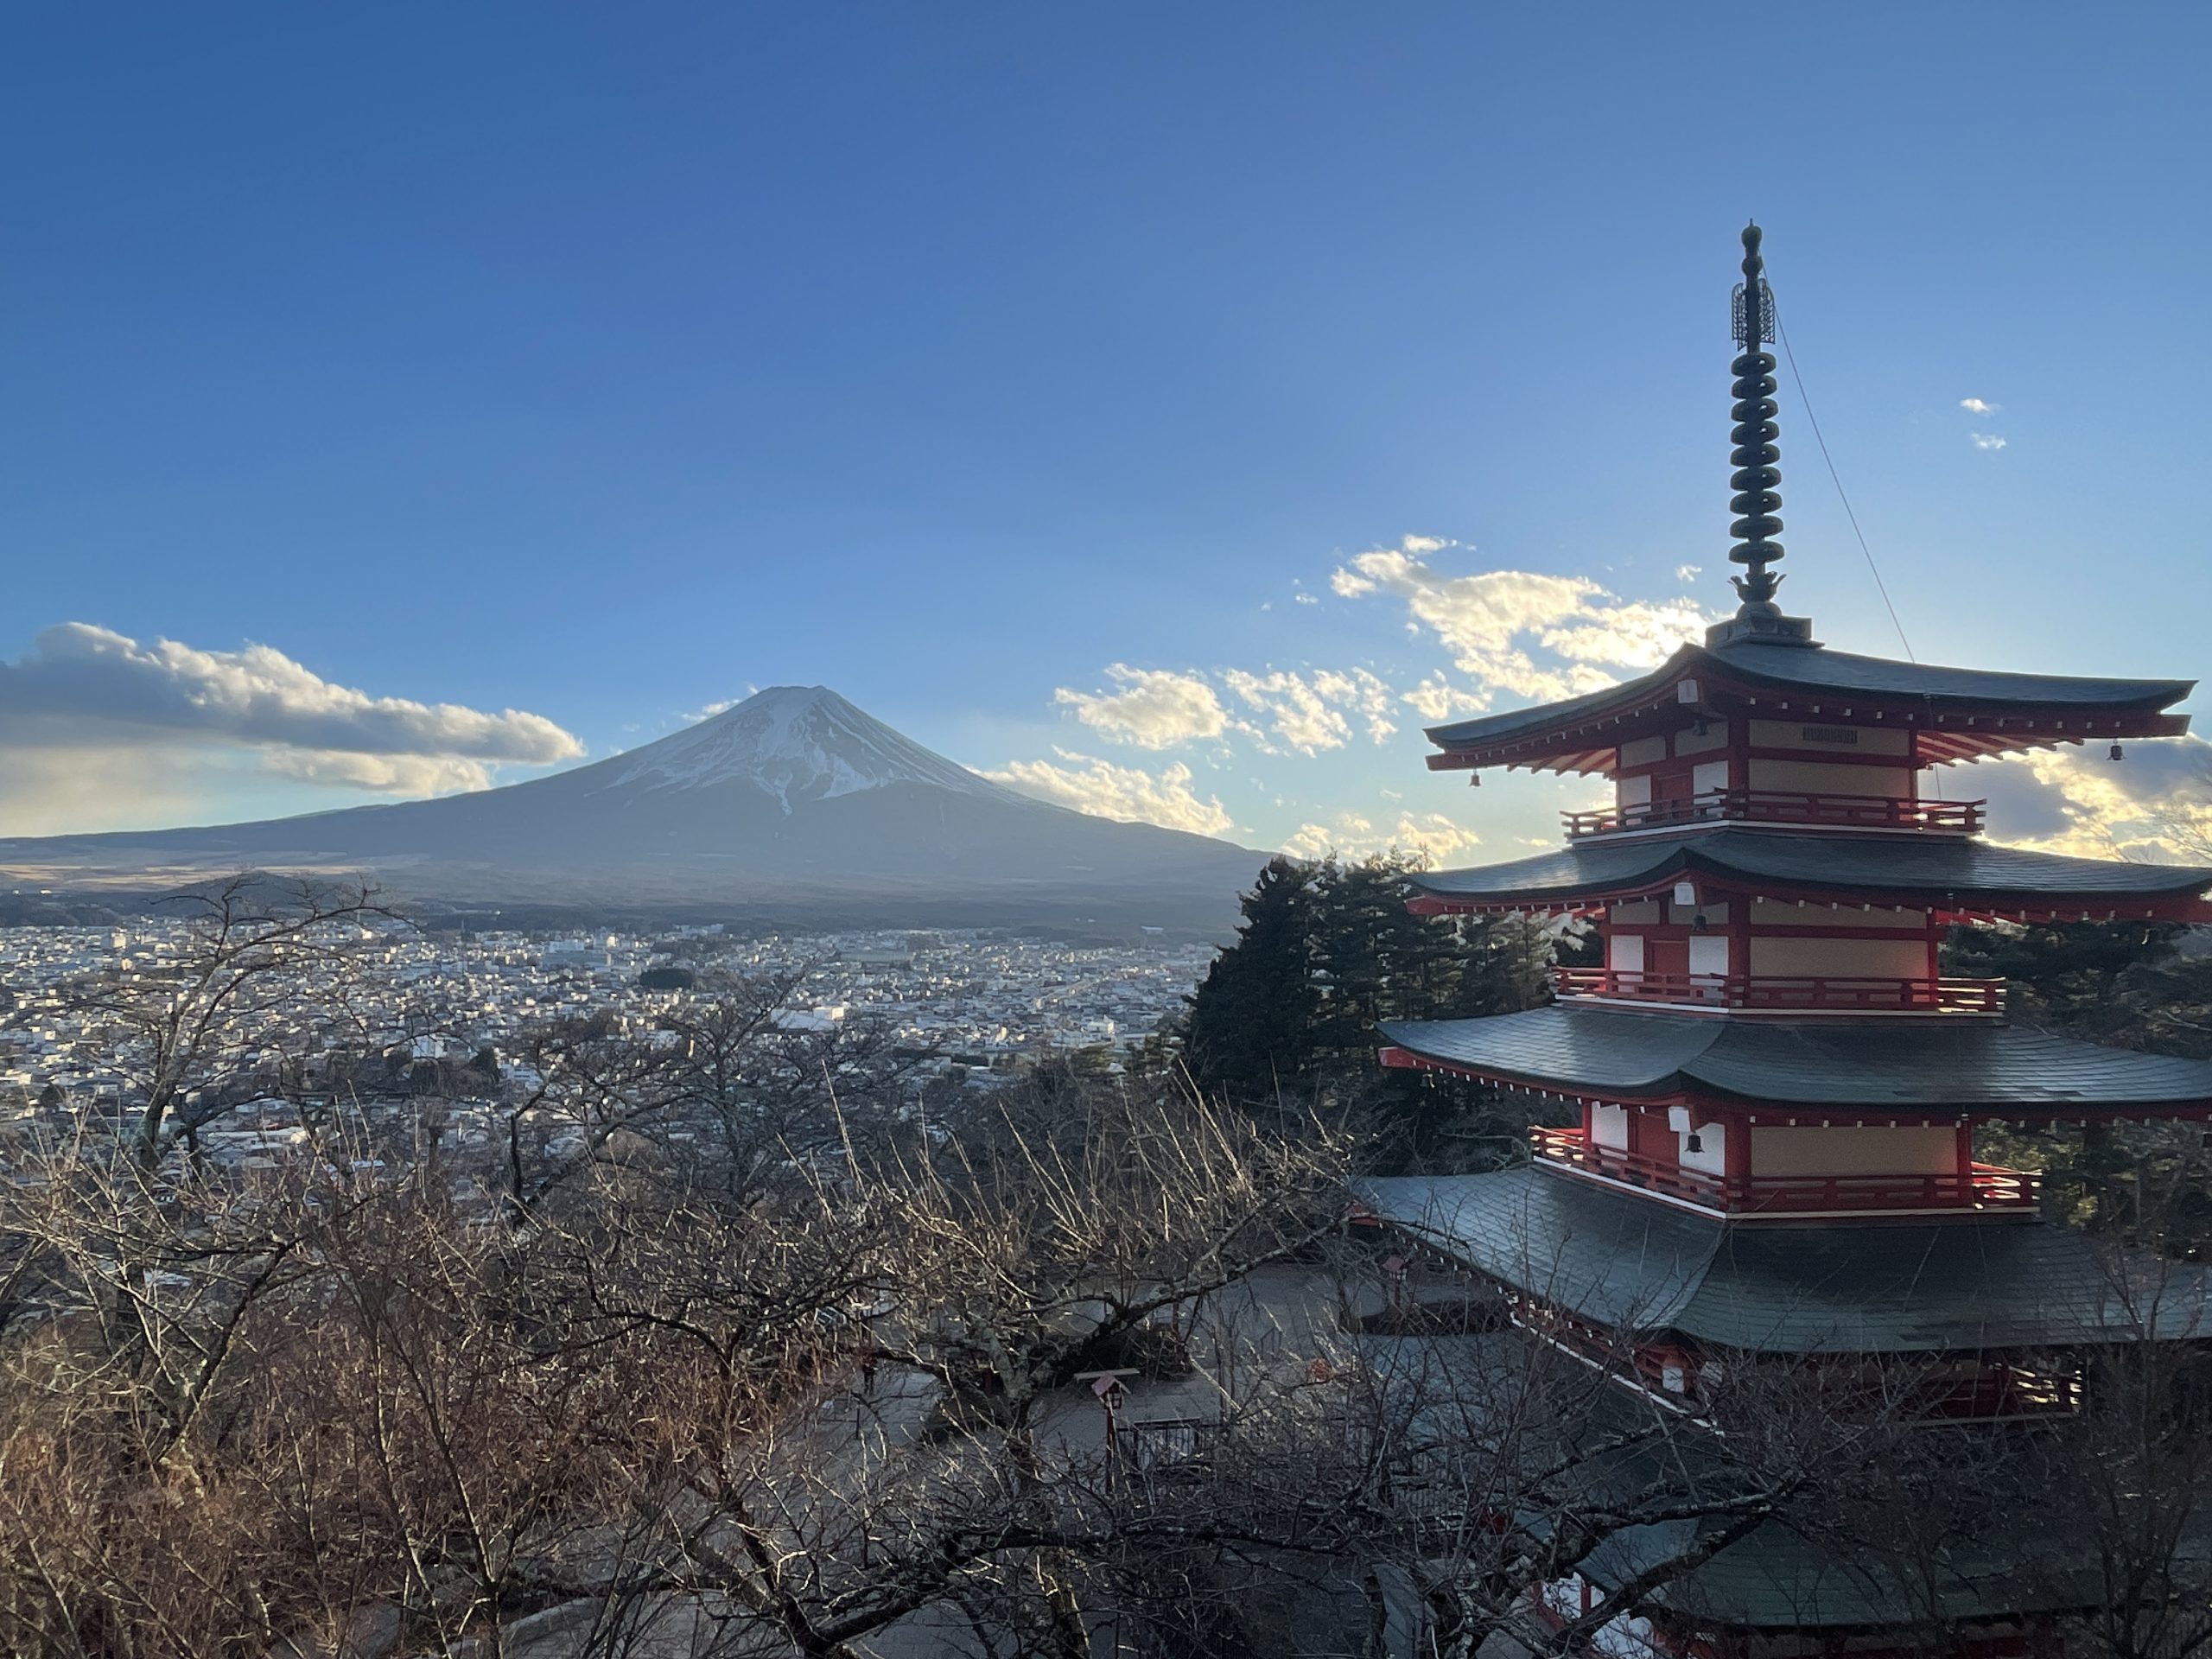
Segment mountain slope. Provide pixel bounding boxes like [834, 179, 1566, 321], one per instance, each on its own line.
[0, 687, 1265, 924]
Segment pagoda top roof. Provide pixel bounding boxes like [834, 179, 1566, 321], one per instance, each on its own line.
[1425, 637, 2194, 772]
[1377, 1005, 2212, 1114]
[1359, 1165, 2210, 1354]
[1405, 826, 2212, 918]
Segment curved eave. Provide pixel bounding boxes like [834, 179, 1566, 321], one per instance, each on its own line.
[1408, 885, 2212, 926]
[1376, 1008, 2212, 1116]
[1403, 834, 2212, 922]
[1378, 1040, 2212, 1121]
[1423, 645, 2194, 775]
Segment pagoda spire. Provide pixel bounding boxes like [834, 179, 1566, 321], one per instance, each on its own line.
[1708, 222, 1816, 647]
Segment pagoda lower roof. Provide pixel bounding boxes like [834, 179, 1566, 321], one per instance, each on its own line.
[1581, 1504, 2141, 1631]
[1358, 1166, 2209, 1353]
[1425, 638, 2193, 771]
[1355, 1331, 2151, 1630]
[1405, 826, 2212, 917]
[1377, 1005, 2212, 1113]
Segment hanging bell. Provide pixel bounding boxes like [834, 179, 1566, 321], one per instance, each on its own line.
[2110, 742, 2126, 761]
[1685, 1130, 1706, 1154]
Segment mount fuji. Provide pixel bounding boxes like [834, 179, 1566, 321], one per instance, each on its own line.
[0, 688, 1267, 926]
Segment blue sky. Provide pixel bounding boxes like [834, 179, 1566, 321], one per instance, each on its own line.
[4, 5, 2209, 858]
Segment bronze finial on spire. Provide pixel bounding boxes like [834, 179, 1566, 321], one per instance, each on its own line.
[1730, 224, 1783, 610]
[1708, 221, 1817, 647]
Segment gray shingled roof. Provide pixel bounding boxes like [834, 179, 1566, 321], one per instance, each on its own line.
[1426, 639, 2193, 751]
[1358, 1167, 2211, 1353]
[1424, 654, 1687, 750]
[1405, 827, 2212, 907]
[1377, 1006, 2212, 1110]
[1345, 1330, 2177, 1630]
[1586, 1513, 2113, 1630]
[1707, 638, 2192, 709]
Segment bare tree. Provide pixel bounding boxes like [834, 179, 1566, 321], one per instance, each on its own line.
[48, 874, 394, 1171]
[7, 898, 2208, 1659]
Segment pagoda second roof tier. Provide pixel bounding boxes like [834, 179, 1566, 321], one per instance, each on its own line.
[1405, 827, 2212, 919]
[1376, 1005, 2212, 1115]
[1358, 1165, 2209, 1353]
[1424, 638, 2193, 773]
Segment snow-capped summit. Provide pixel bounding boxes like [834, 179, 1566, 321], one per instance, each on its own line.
[606, 686, 1013, 810]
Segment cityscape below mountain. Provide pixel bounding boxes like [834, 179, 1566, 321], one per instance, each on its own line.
[0, 686, 1268, 931]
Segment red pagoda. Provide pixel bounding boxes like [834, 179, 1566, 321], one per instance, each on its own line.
[1362, 226, 2212, 1651]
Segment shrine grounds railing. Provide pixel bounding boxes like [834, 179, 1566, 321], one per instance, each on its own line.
[1562, 788, 1985, 838]
[1553, 966, 2006, 1016]
[1529, 1125, 2041, 1215]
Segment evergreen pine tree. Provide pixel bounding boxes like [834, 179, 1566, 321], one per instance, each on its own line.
[1310, 855, 1397, 1063]
[1184, 849, 1569, 1164]
[1183, 857, 1321, 1092]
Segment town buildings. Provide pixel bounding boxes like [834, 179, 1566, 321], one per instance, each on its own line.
[0, 918, 1210, 1176]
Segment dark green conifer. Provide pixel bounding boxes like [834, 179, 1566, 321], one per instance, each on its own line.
[1183, 856, 1321, 1091]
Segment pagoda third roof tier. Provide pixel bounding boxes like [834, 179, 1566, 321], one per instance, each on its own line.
[1377, 1004, 2212, 1113]
[1357, 1165, 2209, 1353]
[1406, 827, 2212, 918]
[1424, 638, 2192, 772]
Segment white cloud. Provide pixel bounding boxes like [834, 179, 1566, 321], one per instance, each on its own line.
[1330, 533, 1452, 599]
[1960, 397, 1999, 416]
[257, 750, 500, 794]
[1294, 592, 1319, 607]
[984, 748, 1233, 836]
[1399, 672, 1491, 723]
[1217, 667, 1402, 753]
[0, 624, 583, 765]
[0, 623, 586, 830]
[1389, 811, 1480, 864]
[1975, 737, 2212, 861]
[1328, 543, 1710, 701]
[1282, 809, 1478, 865]
[1971, 433, 2008, 451]
[1675, 563, 1702, 582]
[1052, 664, 1229, 752]
[1283, 817, 1362, 858]
[1222, 670, 1353, 754]
[1310, 667, 1398, 743]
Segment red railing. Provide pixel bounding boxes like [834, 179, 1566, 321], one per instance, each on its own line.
[1529, 1125, 2040, 1215]
[1553, 966, 2005, 1016]
[1562, 789, 1984, 838]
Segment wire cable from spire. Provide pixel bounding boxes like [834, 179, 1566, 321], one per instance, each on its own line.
[1772, 314, 1916, 667]
[1771, 296, 1950, 800]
